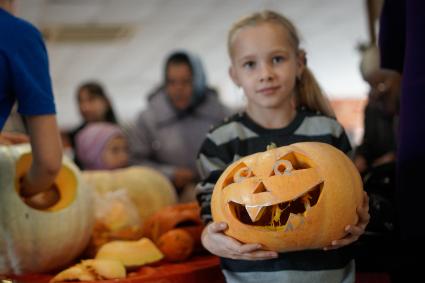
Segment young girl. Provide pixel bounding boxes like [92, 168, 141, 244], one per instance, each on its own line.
[75, 122, 129, 170]
[196, 10, 369, 283]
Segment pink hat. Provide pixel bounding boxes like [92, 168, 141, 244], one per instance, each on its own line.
[75, 122, 124, 170]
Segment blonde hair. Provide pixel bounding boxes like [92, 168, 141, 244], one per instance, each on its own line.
[228, 10, 335, 117]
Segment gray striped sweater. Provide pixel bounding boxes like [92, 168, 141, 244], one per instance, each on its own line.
[195, 109, 355, 283]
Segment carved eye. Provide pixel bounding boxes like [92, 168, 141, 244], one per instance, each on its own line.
[273, 159, 293, 176]
[233, 166, 253, 183]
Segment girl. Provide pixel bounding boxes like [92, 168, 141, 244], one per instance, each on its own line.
[75, 122, 128, 170]
[196, 10, 369, 283]
[67, 81, 118, 167]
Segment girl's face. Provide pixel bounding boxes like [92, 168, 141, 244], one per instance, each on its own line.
[78, 89, 109, 122]
[102, 136, 129, 170]
[229, 22, 304, 112]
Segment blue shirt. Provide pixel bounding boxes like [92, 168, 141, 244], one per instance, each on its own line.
[0, 8, 56, 130]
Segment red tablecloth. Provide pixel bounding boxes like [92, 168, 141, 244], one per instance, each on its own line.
[0, 255, 225, 283]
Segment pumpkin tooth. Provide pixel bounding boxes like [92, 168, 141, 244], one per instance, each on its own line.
[245, 205, 266, 222]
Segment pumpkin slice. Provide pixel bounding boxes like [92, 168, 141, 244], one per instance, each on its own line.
[95, 238, 163, 268]
[49, 259, 126, 282]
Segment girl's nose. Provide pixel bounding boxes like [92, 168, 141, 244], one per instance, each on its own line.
[259, 64, 274, 82]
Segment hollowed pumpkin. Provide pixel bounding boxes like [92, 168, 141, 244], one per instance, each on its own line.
[0, 144, 94, 274]
[211, 142, 364, 252]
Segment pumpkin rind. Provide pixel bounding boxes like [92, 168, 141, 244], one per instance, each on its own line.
[211, 142, 364, 252]
[0, 144, 94, 274]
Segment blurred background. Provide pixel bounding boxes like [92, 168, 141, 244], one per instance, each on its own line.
[16, 0, 371, 144]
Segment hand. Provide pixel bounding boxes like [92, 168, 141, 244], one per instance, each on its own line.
[201, 221, 278, 260]
[353, 155, 368, 174]
[0, 132, 29, 145]
[23, 185, 60, 210]
[324, 191, 370, 250]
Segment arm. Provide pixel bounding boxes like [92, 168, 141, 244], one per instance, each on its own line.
[20, 115, 62, 197]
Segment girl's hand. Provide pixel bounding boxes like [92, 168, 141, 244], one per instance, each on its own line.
[201, 221, 278, 260]
[324, 191, 370, 250]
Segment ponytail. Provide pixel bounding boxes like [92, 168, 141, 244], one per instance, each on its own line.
[296, 67, 335, 118]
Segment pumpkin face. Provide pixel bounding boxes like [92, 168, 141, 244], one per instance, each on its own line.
[211, 142, 363, 252]
[0, 144, 94, 274]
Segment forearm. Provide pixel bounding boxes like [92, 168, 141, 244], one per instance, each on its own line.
[21, 115, 63, 197]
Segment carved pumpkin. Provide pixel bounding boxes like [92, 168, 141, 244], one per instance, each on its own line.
[143, 202, 204, 254]
[0, 144, 94, 274]
[211, 142, 364, 252]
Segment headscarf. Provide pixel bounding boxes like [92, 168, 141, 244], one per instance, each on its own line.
[75, 122, 124, 170]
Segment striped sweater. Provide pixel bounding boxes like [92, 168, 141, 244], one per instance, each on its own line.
[196, 109, 355, 283]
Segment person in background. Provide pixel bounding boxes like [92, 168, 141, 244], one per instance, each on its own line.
[196, 10, 369, 283]
[0, 0, 62, 209]
[67, 81, 118, 167]
[354, 45, 401, 174]
[127, 50, 230, 202]
[379, 0, 425, 281]
[75, 122, 129, 171]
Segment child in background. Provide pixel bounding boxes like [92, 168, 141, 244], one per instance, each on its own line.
[196, 10, 369, 283]
[75, 122, 128, 170]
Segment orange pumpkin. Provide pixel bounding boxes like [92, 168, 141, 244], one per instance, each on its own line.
[211, 142, 364, 252]
[157, 229, 194, 262]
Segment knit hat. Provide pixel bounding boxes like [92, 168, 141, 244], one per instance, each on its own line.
[75, 122, 124, 170]
[360, 45, 380, 81]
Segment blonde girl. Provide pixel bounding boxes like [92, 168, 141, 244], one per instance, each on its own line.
[196, 10, 369, 283]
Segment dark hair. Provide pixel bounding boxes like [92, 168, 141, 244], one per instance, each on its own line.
[165, 52, 193, 80]
[76, 81, 118, 124]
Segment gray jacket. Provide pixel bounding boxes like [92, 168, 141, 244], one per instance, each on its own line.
[127, 51, 230, 180]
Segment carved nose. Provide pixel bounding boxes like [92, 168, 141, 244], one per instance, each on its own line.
[253, 182, 268, 194]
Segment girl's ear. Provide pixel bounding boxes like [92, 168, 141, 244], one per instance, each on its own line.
[229, 66, 240, 87]
[296, 50, 306, 78]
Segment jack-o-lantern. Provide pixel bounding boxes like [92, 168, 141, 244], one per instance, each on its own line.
[211, 142, 364, 252]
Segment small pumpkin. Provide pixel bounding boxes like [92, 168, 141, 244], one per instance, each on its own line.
[157, 229, 194, 262]
[211, 142, 364, 252]
[0, 144, 94, 274]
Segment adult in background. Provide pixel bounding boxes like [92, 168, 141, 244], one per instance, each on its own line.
[127, 50, 230, 202]
[0, 0, 62, 209]
[379, 0, 425, 281]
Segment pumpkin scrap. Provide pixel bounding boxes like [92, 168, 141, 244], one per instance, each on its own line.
[49, 259, 126, 282]
[95, 238, 163, 268]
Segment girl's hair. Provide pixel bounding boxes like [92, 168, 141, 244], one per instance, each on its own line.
[77, 81, 118, 124]
[228, 10, 335, 117]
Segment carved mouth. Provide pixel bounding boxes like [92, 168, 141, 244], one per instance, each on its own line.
[229, 183, 323, 230]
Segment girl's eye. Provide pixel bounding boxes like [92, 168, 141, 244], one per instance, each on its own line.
[272, 56, 285, 64]
[243, 61, 255, 69]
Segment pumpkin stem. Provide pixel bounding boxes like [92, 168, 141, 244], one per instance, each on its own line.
[266, 143, 277, 151]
